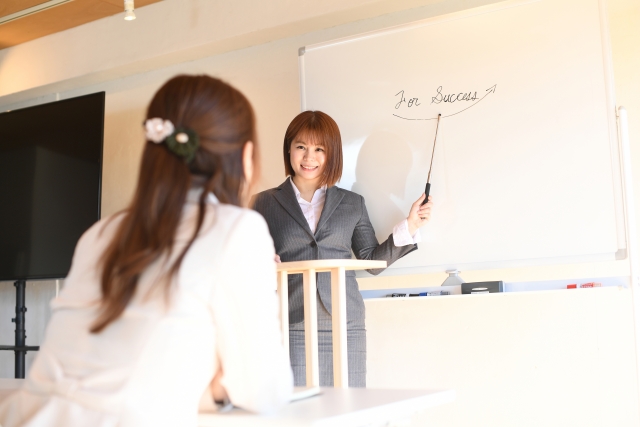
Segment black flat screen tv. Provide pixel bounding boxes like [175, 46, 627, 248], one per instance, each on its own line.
[0, 92, 104, 281]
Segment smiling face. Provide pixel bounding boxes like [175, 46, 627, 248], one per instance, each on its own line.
[289, 132, 326, 187]
[282, 111, 343, 188]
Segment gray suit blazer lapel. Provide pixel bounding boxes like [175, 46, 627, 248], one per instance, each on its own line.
[315, 185, 344, 237]
[273, 179, 314, 239]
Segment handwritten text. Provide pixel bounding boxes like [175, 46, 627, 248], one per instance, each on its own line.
[431, 86, 478, 104]
[395, 90, 421, 109]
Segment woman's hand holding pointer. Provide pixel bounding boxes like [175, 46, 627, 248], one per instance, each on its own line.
[407, 194, 433, 236]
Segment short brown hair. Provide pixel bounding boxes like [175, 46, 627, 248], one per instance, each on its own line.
[283, 111, 342, 187]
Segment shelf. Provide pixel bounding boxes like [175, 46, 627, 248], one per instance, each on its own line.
[360, 276, 630, 300]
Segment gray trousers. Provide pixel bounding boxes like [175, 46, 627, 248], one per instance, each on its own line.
[289, 299, 366, 387]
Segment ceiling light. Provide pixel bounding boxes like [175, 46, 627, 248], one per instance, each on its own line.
[124, 0, 136, 21]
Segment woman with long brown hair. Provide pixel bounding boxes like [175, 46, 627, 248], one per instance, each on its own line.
[253, 111, 432, 387]
[0, 75, 293, 427]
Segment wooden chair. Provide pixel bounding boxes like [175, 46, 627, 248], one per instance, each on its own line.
[276, 259, 386, 388]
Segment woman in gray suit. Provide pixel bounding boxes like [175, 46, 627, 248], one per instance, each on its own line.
[253, 111, 432, 387]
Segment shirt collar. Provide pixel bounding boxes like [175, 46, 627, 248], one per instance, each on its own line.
[186, 187, 219, 205]
[289, 177, 327, 202]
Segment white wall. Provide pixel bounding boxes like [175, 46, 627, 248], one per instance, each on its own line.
[366, 287, 640, 427]
[0, 0, 638, 425]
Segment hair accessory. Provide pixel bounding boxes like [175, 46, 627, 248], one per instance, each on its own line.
[145, 118, 174, 143]
[165, 128, 200, 163]
[144, 118, 200, 163]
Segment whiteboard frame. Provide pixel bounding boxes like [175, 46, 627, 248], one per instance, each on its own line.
[298, 0, 628, 277]
[300, 0, 542, 57]
[617, 106, 640, 415]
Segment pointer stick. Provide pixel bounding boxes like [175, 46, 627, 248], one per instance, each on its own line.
[422, 113, 441, 206]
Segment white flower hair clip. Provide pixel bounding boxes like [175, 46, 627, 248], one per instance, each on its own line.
[145, 118, 175, 143]
[143, 118, 200, 163]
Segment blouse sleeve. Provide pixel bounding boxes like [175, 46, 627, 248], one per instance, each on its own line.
[392, 219, 422, 246]
[211, 210, 293, 414]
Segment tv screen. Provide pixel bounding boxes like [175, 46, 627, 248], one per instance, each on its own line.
[0, 92, 104, 281]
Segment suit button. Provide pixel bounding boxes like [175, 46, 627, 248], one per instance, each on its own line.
[310, 241, 317, 248]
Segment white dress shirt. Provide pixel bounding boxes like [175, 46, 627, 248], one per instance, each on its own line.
[289, 178, 420, 246]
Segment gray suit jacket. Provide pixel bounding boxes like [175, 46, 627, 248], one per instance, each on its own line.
[253, 179, 417, 326]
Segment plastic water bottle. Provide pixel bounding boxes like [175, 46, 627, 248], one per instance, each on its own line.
[441, 269, 465, 286]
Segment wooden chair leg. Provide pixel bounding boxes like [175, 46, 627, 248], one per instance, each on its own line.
[330, 267, 348, 388]
[276, 271, 289, 360]
[302, 269, 319, 387]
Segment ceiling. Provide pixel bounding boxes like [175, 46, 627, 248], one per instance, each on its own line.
[0, 0, 161, 49]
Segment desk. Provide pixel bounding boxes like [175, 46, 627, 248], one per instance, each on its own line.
[199, 387, 454, 427]
[0, 380, 454, 427]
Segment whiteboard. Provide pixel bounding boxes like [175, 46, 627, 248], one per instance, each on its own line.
[299, 0, 624, 275]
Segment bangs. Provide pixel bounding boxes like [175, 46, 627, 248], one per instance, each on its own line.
[293, 130, 324, 147]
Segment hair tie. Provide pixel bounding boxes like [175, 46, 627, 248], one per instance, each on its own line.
[144, 118, 200, 163]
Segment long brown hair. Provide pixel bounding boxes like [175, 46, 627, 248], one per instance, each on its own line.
[283, 110, 342, 187]
[91, 75, 258, 333]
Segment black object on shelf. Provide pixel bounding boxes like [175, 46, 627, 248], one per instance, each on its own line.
[0, 280, 40, 378]
[461, 281, 504, 294]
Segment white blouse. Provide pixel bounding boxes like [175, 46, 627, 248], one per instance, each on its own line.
[289, 178, 420, 246]
[0, 190, 293, 427]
